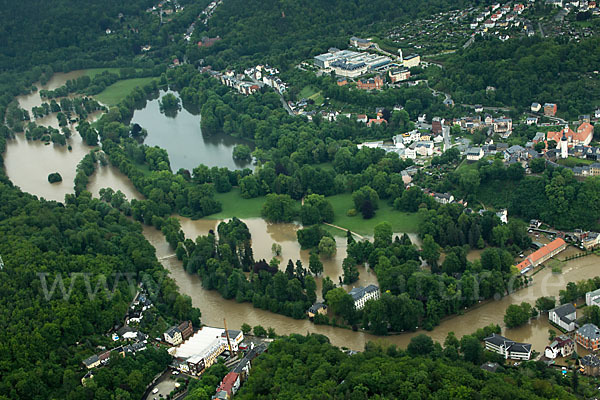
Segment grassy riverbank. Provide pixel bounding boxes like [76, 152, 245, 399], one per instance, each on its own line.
[327, 193, 420, 235]
[94, 77, 158, 105]
[208, 189, 267, 219]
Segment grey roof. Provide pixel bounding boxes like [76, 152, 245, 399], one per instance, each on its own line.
[349, 285, 379, 301]
[308, 303, 327, 313]
[550, 303, 576, 319]
[466, 147, 482, 155]
[581, 354, 600, 367]
[165, 325, 180, 337]
[82, 354, 99, 367]
[509, 342, 532, 353]
[480, 362, 499, 372]
[578, 323, 600, 340]
[484, 333, 512, 347]
[588, 288, 600, 298]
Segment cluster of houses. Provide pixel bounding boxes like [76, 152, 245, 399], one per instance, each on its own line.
[473, 2, 531, 39]
[207, 70, 261, 96]
[243, 65, 287, 94]
[124, 291, 153, 326]
[81, 327, 149, 385]
[545, 0, 600, 14]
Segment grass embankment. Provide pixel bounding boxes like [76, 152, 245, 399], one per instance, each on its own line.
[299, 85, 324, 105]
[208, 188, 268, 220]
[326, 193, 420, 236]
[204, 190, 420, 236]
[94, 77, 157, 106]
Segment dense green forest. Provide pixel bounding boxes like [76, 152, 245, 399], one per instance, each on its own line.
[431, 36, 600, 118]
[234, 334, 588, 399]
[0, 175, 199, 399]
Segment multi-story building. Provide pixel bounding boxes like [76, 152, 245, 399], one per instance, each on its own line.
[349, 285, 380, 310]
[576, 323, 600, 351]
[164, 325, 184, 345]
[388, 68, 410, 83]
[580, 354, 600, 376]
[548, 303, 577, 332]
[587, 288, 600, 307]
[484, 333, 532, 360]
[544, 103, 558, 116]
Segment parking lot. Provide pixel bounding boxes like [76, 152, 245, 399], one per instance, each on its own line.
[144, 371, 179, 400]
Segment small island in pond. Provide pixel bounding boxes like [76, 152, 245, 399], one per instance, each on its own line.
[158, 93, 181, 117]
[47, 172, 62, 183]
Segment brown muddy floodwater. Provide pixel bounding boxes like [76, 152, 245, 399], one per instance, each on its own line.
[7, 71, 600, 353]
[143, 218, 600, 352]
[15, 71, 89, 113]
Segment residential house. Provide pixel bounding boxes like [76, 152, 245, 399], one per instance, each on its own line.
[532, 132, 546, 144]
[526, 117, 538, 125]
[576, 323, 600, 351]
[496, 209, 508, 224]
[595, 109, 600, 119]
[337, 78, 348, 86]
[213, 372, 240, 399]
[531, 102, 541, 112]
[367, 117, 387, 127]
[466, 147, 484, 161]
[356, 114, 368, 123]
[432, 117, 444, 135]
[82, 354, 101, 369]
[432, 192, 454, 204]
[586, 288, 600, 306]
[580, 354, 600, 376]
[493, 118, 512, 135]
[307, 303, 327, 318]
[548, 303, 577, 331]
[544, 103, 557, 116]
[164, 325, 184, 345]
[349, 285, 380, 310]
[581, 232, 600, 250]
[544, 335, 575, 359]
[484, 333, 532, 360]
[515, 238, 567, 274]
[474, 105, 484, 113]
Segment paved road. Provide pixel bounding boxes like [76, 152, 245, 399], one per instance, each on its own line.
[460, 103, 512, 112]
[323, 222, 365, 240]
[442, 125, 451, 152]
[371, 43, 402, 61]
[250, 76, 293, 116]
[463, 36, 475, 49]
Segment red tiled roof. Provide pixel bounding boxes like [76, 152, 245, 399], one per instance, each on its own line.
[517, 238, 566, 272]
[217, 372, 239, 394]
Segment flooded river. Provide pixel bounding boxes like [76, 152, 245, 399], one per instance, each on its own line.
[6, 72, 600, 353]
[143, 218, 600, 352]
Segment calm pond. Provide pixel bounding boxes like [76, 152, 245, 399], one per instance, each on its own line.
[131, 90, 253, 172]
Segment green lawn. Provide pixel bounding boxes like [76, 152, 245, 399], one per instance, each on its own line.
[327, 193, 420, 236]
[557, 156, 595, 168]
[299, 85, 319, 99]
[83, 68, 121, 79]
[207, 188, 268, 219]
[94, 77, 157, 106]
